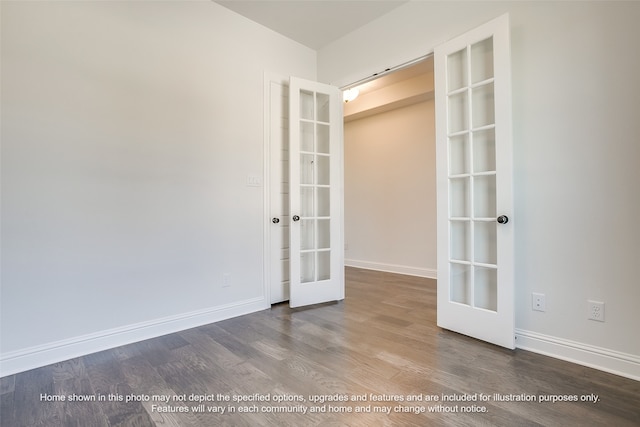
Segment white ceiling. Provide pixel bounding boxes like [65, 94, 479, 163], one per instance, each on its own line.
[214, 1, 409, 50]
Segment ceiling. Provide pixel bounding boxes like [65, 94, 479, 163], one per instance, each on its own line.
[214, 0, 430, 97]
[214, 1, 408, 50]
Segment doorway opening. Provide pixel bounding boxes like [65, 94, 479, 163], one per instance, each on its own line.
[342, 56, 438, 279]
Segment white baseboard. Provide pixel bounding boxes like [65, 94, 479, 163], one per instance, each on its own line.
[0, 297, 268, 378]
[345, 259, 437, 279]
[5, 295, 637, 383]
[515, 329, 640, 381]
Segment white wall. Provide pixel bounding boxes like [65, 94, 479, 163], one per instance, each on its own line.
[320, 1, 640, 378]
[345, 100, 436, 278]
[3, 0, 639, 380]
[0, 1, 315, 375]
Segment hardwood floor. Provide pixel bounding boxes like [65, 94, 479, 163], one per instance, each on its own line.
[1, 267, 639, 426]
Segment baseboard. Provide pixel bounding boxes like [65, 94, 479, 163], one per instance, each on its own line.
[0, 297, 268, 378]
[6, 297, 637, 382]
[345, 259, 437, 279]
[515, 329, 640, 381]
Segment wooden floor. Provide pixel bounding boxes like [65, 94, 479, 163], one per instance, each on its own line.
[1, 267, 639, 426]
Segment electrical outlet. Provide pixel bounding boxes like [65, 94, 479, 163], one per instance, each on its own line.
[532, 292, 546, 312]
[588, 300, 605, 322]
[222, 273, 231, 288]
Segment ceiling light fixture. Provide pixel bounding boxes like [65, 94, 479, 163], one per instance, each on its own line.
[343, 88, 359, 103]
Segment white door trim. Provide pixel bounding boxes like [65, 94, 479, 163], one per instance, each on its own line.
[263, 72, 289, 307]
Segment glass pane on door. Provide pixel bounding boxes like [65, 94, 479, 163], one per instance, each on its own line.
[449, 134, 469, 175]
[300, 219, 315, 250]
[317, 219, 331, 249]
[446, 36, 498, 312]
[317, 124, 330, 154]
[472, 83, 495, 128]
[447, 48, 467, 91]
[300, 187, 314, 217]
[300, 253, 315, 283]
[448, 92, 468, 133]
[298, 88, 332, 284]
[450, 178, 470, 218]
[474, 221, 497, 265]
[301, 122, 314, 151]
[474, 175, 497, 218]
[316, 93, 330, 123]
[288, 76, 343, 309]
[451, 263, 471, 305]
[317, 251, 331, 281]
[300, 154, 314, 184]
[474, 266, 497, 311]
[470, 37, 494, 83]
[317, 187, 330, 216]
[450, 221, 471, 261]
[473, 129, 496, 173]
[300, 90, 314, 120]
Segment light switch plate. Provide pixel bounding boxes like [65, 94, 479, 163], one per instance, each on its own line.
[246, 175, 262, 187]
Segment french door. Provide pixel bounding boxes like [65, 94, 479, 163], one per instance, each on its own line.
[267, 76, 344, 308]
[435, 14, 515, 348]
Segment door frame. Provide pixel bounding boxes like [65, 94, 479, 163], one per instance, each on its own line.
[263, 72, 288, 307]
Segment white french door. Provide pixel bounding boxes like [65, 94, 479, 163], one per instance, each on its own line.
[289, 77, 344, 308]
[435, 14, 515, 348]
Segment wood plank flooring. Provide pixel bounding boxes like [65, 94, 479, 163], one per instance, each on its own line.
[1, 267, 639, 426]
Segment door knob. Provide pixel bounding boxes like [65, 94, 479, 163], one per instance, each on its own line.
[272, 217, 280, 224]
[497, 215, 509, 224]
[292, 215, 300, 222]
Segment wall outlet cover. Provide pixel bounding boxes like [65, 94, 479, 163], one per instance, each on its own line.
[588, 300, 605, 322]
[532, 292, 546, 312]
